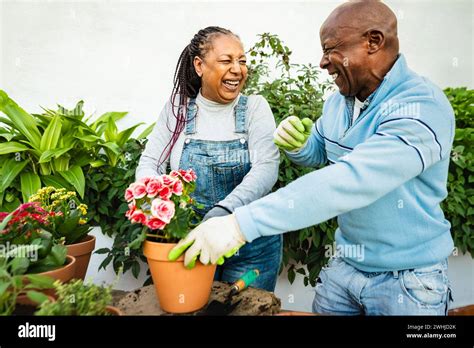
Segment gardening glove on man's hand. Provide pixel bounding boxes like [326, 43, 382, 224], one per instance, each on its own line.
[168, 214, 246, 269]
[273, 116, 313, 152]
[202, 205, 231, 222]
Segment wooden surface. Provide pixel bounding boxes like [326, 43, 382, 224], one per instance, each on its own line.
[112, 281, 281, 316]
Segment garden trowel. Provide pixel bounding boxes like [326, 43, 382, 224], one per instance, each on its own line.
[200, 269, 259, 316]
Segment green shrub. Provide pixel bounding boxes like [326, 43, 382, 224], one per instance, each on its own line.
[442, 87, 474, 255]
[244, 33, 335, 286]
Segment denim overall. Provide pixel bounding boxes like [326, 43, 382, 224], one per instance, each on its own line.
[178, 95, 282, 291]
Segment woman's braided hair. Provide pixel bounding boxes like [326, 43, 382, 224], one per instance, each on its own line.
[158, 26, 238, 167]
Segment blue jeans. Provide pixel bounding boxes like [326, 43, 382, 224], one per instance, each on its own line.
[313, 257, 452, 315]
[214, 235, 283, 292]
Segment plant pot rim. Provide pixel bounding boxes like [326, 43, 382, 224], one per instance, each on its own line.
[143, 240, 183, 262]
[105, 305, 123, 316]
[37, 255, 76, 276]
[67, 234, 95, 246]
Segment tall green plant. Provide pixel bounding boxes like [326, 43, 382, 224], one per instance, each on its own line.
[442, 87, 473, 255]
[244, 33, 335, 286]
[0, 91, 151, 211]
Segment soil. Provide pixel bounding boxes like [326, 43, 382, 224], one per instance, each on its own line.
[13, 304, 37, 316]
[112, 281, 281, 316]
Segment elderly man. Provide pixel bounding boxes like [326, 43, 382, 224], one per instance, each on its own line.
[169, 0, 455, 315]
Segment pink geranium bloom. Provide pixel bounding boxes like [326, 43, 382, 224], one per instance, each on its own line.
[146, 217, 167, 230]
[162, 175, 177, 186]
[124, 188, 134, 202]
[130, 210, 147, 224]
[151, 198, 175, 224]
[172, 180, 183, 196]
[146, 177, 164, 197]
[159, 186, 172, 200]
[130, 182, 147, 199]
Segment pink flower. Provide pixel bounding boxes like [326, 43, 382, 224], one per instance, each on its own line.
[146, 177, 164, 197]
[169, 170, 180, 178]
[130, 182, 147, 199]
[138, 176, 153, 186]
[125, 203, 136, 218]
[172, 180, 183, 196]
[124, 188, 134, 202]
[187, 169, 197, 181]
[159, 186, 172, 200]
[182, 173, 193, 183]
[151, 198, 175, 223]
[146, 217, 166, 230]
[130, 210, 147, 224]
[162, 175, 177, 186]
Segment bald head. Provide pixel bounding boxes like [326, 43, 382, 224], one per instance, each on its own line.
[319, 1, 400, 100]
[321, 0, 399, 56]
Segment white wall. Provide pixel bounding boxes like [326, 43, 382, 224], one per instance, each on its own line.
[2, 0, 473, 311]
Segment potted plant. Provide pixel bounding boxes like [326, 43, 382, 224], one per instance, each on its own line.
[28, 187, 94, 280]
[125, 169, 216, 313]
[0, 202, 76, 284]
[35, 279, 121, 316]
[0, 256, 56, 316]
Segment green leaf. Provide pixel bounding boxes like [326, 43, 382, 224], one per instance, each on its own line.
[101, 142, 121, 155]
[10, 257, 30, 275]
[0, 157, 30, 192]
[136, 123, 155, 140]
[0, 90, 42, 149]
[117, 123, 144, 147]
[26, 290, 51, 304]
[40, 114, 62, 151]
[20, 172, 41, 202]
[41, 174, 71, 189]
[38, 147, 73, 163]
[0, 141, 29, 155]
[24, 274, 55, 289]
[58, 165, 85, 198]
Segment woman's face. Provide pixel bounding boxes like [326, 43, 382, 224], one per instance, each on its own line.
[194, 34, 248, 104]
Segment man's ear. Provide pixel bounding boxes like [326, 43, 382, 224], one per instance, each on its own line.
[366, 30, 385, 54]
[193, 56, 203, 77]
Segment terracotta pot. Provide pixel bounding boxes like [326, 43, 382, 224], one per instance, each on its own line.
[24, 255, 77, 298]
[37, 255, 77, 283]
[66, 235, 96, 280]
[143, 240, 216, 314]
[105, 305, 123, 316]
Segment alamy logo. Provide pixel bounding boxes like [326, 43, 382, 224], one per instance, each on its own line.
[18, 322, 56, 341]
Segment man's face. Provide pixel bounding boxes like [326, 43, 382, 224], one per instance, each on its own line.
[319, 25, 369, 98]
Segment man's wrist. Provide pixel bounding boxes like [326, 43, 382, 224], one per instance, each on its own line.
[213, 204, 233, 214]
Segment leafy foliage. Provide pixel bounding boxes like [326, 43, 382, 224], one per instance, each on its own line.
[442, 87, 474, 255]
[244, 33, 335, 286]
[85, 139, 149, 277]
[35, 279, 113, 315]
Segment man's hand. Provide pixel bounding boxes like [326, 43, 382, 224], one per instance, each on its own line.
[168, 214, 246, 269]
[273, 116, 313, 152]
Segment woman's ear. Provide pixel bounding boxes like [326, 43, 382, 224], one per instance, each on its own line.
[193, 56, 203, 77]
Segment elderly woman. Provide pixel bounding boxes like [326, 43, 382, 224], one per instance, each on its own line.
[136, 26, 281, 291]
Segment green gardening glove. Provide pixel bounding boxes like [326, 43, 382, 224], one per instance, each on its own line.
[273, 116, 313, 152]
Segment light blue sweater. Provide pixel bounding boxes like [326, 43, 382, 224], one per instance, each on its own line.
[235, 54, 455, 272]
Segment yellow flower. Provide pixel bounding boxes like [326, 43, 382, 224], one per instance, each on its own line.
[79, 218, 87, 225]
[77, 204, 88, 216]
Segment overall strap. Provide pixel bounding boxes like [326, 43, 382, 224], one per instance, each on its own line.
[234, 95, 248, 134]
[184, 98, 198, 135]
